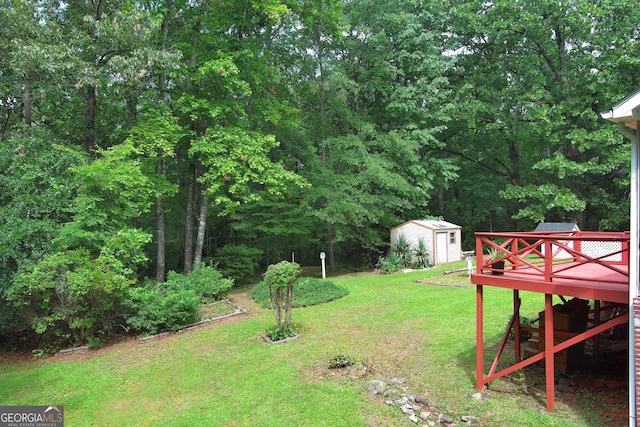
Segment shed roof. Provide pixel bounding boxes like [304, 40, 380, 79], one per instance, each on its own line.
[393, 219, 461, 230]
[534, 222, 580, 232]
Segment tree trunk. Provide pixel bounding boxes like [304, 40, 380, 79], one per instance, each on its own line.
[193, 191, 208, 270]
[155, 0, 174, 280]
[23, 74, 32, 127]
[284, 283, 293, 329]
[156, 159, 167, 282]
[183, 164, 197, 273]
[83, 85, 97, 158]
[327, 221, 336, 273]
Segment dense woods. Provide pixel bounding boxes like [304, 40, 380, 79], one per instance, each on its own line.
[1, 0, 639, 348]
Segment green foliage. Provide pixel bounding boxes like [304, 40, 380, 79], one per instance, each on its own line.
[8, 249, 133, 347]
[192, 127, 309, 216]
[379, 236, 432, 272]
[263, 261, 300, 332]
[0, 266, 622, 426]
[0, 273, 25, 335]
[487, 246, 506, 261]
[376, 252, 404, 274]
[57, 143, 156, 257]
[67, 143, 156, 231]
[501, 183, 586, 224]
[265, 325, 297, 342]
[509, 316, 535, 342]
[392, 235, 413, 267]
[249, 277, 349, 308]
[412, 238, 431, 269]
[123, 280, 200, 336]
[126, 103, 184, 157]
[124, 266, 233, 335]
[328, 354, 356, 369]
[212, 244, 263, 287]
[0, 129, 85, 273]
[166, 267, 234, 304]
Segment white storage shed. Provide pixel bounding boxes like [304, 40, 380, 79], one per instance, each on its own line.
[390, 220, 462, 266]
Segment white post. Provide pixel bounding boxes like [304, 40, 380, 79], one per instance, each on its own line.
[630, 120, 639, 427]
[616, 120, 639, 427]
[320, 252, 326, 279]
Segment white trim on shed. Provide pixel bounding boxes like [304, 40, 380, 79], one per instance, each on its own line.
[390, 220, 462, 266]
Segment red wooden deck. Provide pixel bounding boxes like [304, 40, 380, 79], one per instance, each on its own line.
[471, 231, 630, 412]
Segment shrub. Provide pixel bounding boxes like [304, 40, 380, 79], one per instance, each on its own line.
[328, 354, 357, 369]
[263, 261, 300, 336]
[265, 325, 297, 341]
[412, 238, 431, 269]
[124, 267, 233, 336]
[508, 316, 535, 341]
[166, 267, 233, 304]
[212, 244, 263, 286]
[8, 249, 133, 348]
[123, 279, 200, 336]
[392, 235, 413, 267]
[249, 277, 349, 308]
[376, 252, 403, 274]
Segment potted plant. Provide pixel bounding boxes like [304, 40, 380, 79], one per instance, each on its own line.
[487, 246, 505, 275]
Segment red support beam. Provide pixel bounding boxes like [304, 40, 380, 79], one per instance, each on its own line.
[544, 293, 555, 412]
[476, 284, 484, 391]
[473, 231, 630, 413]
[514, 290, 521, 363]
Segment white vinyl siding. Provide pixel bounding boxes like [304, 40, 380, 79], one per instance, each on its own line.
[390, 220, 462, 266]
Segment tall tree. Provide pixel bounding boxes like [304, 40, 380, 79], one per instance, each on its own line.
[170, 0, 308, 270]
[283, 0, 454, 269]
[444, 0, 640, 231]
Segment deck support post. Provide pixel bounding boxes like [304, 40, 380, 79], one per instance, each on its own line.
[593, 300, 601, 362]
[476, 284, 484, 390]
[514, 290, 521, 363]
[544, 293, 555, 412]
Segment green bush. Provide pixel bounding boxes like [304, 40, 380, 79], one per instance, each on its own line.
[8, 249, 133, 348]
[124, 280, 200, 336]
[250, 277, 349, 308]
[392, 235, 413, 267]
[166, 267, 233, 304]
[376, 252, 403, 274]
[263, 261, 300, 335]
[124, 267, 233, 336]
[412, 238, 431, 269]
[212, 244, 263, 286]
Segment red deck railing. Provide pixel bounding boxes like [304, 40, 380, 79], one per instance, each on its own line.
[474, 231, 630, 285]
[472, 230, 631, 413]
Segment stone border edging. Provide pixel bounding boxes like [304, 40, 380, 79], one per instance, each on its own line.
[138, 300, 247, 344]
[261, 332, 300, 345]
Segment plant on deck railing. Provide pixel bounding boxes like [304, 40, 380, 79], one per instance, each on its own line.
[487, 246, 505, 261]
[486, 244, 506, 275]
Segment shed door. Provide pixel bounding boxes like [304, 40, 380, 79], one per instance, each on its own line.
[436, 232, 448, 264]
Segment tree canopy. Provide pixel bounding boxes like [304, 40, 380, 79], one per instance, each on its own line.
[0, 0, 637, 298]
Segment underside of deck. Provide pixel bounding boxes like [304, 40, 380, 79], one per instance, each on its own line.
[471, 231, 630, 413]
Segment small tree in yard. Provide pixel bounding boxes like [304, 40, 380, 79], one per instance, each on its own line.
[264, 261, 300, 340]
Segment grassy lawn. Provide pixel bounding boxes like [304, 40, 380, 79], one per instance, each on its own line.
[0, 263, 627, 426]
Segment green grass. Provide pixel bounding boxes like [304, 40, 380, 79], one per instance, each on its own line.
[0, 262, 626, 426]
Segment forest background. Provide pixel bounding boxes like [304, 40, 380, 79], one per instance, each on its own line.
[1, 0, 639, 345]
